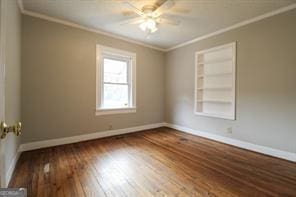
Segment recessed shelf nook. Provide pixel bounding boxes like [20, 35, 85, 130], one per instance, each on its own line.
[194, 42, 236, 120]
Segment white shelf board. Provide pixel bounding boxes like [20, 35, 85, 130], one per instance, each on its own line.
[197, 58, 233, 65]
[194, 111, 235, 120]
[197, 72, 233, 78]
[197, 100, 232, 104]
[197, 87, 232, 91]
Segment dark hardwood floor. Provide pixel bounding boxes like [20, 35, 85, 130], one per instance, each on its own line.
[9, 127, 296, 197]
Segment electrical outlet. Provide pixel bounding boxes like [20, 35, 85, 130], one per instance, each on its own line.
[227, 127, 232, 134]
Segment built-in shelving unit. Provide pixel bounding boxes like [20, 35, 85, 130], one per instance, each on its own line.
[194, 42, 236, 120]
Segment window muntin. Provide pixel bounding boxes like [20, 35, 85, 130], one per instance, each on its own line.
[103, 57, 128, 84]
[96, 45, 136, 115]
[102, 56, 131, 109]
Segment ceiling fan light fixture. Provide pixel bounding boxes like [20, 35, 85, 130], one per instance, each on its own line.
[146, 18, 156, 29]
[139, 22, 147, 31]
[150, 26, 158, 33]
[123, 0, 177, 35]
[139, 18, 158, 33]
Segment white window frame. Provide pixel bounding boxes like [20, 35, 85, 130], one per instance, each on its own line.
[96, 45, 136, 116]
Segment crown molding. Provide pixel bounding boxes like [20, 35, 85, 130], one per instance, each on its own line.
[166, 3, 296, 51]
[19, 7, 166, 52]
[17, 0, 24, 12]
[18, 0, 296, 52]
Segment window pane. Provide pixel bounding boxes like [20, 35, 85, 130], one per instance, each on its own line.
[104, 58, 127, 83]
[103, 84, 129, 108]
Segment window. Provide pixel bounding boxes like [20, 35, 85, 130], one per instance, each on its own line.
[195, 42, 236, 120]
[96, 45, 136, 115]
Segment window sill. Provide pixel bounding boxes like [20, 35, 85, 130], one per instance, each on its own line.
[95, 107, 136, 116]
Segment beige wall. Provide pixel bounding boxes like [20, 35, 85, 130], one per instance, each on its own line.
[165, 9, 296, 153]
[21, 15, 164, 143]
[4, 0, 21, 184]
[21, 8, 296, 154]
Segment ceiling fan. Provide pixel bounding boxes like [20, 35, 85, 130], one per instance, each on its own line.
[120, 0, 179, 36]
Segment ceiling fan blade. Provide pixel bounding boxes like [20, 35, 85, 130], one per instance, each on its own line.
[119, 17, 145, 25]
[122, 1, 144, 16]
[152, 0, 175, 17]
[157, 17, 180, 26]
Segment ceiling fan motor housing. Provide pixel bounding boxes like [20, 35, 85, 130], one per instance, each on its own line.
[142, 5, 157, 16]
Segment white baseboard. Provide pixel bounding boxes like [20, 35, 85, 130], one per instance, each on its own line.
[19, 122, 166, 152]
[5, 151, 20, 187]
[164, 123, 296, 162]
[18, 122, 296, 162]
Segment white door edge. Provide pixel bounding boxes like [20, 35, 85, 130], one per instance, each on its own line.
[0, 0, 7, 188]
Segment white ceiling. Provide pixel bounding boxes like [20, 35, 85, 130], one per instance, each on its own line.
[22, 0, 296, 50]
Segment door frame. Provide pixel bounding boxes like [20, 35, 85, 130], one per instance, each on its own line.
[0, 0, 7, 187]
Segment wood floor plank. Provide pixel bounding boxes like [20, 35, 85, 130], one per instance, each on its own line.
[9, 127, 296, 197]
[141, 130, 296, 195]
[167, 128, 296, 181]
[70, 143, 107, 197]
[102, 139, 179, 196]
[86, 141, 146, 197]
[96, 139, 161, 196]
[109, 137, 213, 197]
[123, 134, 261, 196]
[161, 129, 296, 181]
